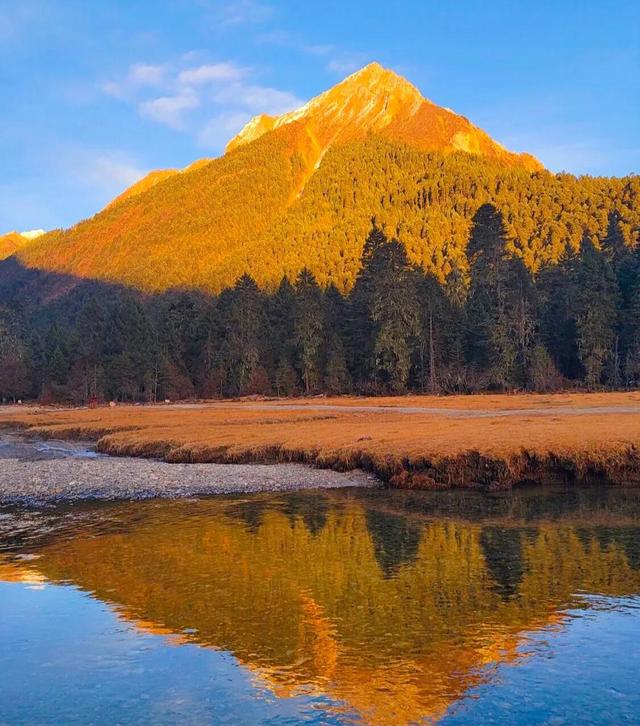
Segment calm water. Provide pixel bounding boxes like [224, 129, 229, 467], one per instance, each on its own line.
[1, 486, 640, 725]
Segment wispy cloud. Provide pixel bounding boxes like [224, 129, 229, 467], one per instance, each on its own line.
[101, 56, 303, 151]
[212, 83, 303, 114]
[69, 151, 148, 193]
[257, 31, 367, 77]
[102, 63, 170, 100]
[139, 91, 200, 129]
[326, 55, 368, 75]
[198, 0, 274, 27]
[0, 0, 47, 43]
[178, 62, 247, 85]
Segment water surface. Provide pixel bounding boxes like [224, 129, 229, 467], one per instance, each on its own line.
[1, 486, 640, 725]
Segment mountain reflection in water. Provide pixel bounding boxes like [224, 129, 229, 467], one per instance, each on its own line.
[1, 486, 640, 725]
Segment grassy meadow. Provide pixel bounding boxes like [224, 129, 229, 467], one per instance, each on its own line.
[2, 391, 640, 489]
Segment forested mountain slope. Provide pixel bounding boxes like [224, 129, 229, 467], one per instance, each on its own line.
[15, 64, 627, 295]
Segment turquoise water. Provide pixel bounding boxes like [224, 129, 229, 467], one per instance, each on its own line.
[1, 487, 640, 725]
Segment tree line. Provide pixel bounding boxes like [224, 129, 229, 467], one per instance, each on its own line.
[1, 204, 639, 403]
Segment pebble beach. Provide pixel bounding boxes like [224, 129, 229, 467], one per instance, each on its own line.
[0, 433, 377, 506]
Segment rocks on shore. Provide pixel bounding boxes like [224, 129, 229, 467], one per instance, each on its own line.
[0, 435, 377, 506]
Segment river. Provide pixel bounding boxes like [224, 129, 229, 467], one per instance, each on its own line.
[1, 486, 639, 725]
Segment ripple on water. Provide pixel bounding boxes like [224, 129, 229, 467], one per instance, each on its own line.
[1, 486, 640, 725]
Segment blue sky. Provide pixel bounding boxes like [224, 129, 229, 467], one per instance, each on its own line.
[1, 0, 639, 232]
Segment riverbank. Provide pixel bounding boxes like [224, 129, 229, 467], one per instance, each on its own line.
[1, 392, 640, 493]
[0, 434, 376, 506]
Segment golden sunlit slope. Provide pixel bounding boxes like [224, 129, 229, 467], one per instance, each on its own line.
[103, 158, 214, 210]
[0, 229, 46, 261]
[0, 232, 28, 261]
[11, 63, 640, 293]
[227, 63, 541, 172]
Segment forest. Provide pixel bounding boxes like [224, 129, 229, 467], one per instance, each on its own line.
[15, 139, 640, 294]
[1, 201, 639, 404]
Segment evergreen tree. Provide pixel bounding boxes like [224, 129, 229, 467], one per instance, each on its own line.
[466, 205, 512, 387]
[414, 272, 449, 392]
[622, 250, 640, 386]
[269, 277, 299, 394]
[323, 284, 351, 393]
[572, 236, 619, 387]
[217, 275, 269, 396]
[345, 223, 388, 387]
[73, 298, 106, 401]
[370, 239, 421, 392]
[293, 269, 325, 394]
[508, 258, 538, 388]
[441, 264, 468, 390]
[103, 298, 154, 401]
[538, 249, 579, 381]
[0, 307, 31, 402]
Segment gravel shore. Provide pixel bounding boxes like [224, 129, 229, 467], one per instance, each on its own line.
[0, 434, 377, 506]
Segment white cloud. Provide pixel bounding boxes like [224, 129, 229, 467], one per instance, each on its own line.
[102, 62, 169, 99]
[81, 154, 148, 191]
[198, 112, 252, 150]
[210, 0, 274, 27]
[129, 63, 168, 86]
[213, 83, 303, 114]
[178, 62, 247, 86]
[101, 55, 304, 146]
[327, 54, 368, 75]
[0, 1, 46, 43]
[138, 91, 200, 129]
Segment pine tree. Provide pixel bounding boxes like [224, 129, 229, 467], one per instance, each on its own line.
[0, 307, 31, 402]
[572, 236, 619, 387]
[602, 211, 635, 387]
[345, 223, 388, 387]
[274, 356, 299, 396]
[323, 284, 351, 393]
[466, 204, 518, 388]
[414, 272, 449, 392]
[293, 269, 325, 394]
[622, 250, 640, 386]
[103, 297, 154, 401]
[441, 264, 468, 390]
[507, 258, 538, 388]
[269, 277, 299, 394]
[73, 298, 106, 401]
[217, 275, 268, 396]
[538, 249, 580, 381]
[370, 239, 421, 392]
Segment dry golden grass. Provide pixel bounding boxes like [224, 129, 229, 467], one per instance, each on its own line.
[2, 392, 640, 489]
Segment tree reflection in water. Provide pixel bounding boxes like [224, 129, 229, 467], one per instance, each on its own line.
[2, 486, 640, 726]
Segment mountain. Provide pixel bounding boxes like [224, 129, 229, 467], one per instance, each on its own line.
[0, 230, 45, 261]
[7, 64, 639, 295]
[103, 159, 214, 210]
[226, 63, 541, 172]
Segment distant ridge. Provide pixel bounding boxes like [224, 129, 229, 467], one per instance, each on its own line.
[0, 230, 45, 261]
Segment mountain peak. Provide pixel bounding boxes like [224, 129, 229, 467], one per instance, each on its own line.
[226, 62, 425, 153]
[339, 62, 420, 95]
[225, 64, 541, 172]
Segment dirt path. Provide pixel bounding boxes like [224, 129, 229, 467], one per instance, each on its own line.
[226, 402, 640, 418]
